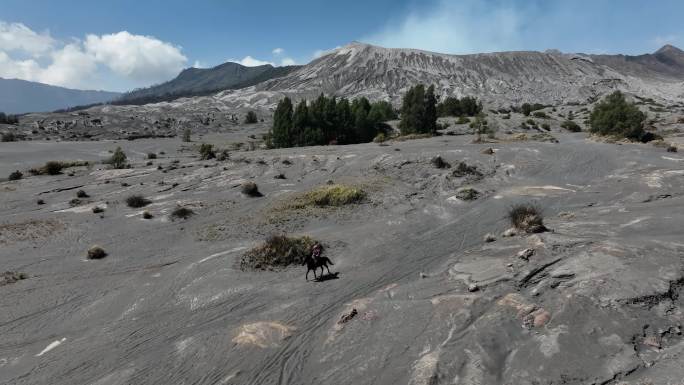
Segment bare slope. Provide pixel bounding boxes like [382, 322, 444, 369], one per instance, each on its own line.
[2, 128, 684, 384]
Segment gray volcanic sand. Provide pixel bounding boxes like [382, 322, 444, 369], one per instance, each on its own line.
[1, 131, 684, 385]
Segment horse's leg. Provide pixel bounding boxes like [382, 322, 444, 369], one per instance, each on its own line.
[319, 265, 325, 277]
[306, 268, 309, 281]
[325, 263, 332, 275]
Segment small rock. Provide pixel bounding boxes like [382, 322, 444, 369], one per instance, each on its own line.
[502, 228, 517, 237]
[517, 248, 535, 261]
[481, 147, 494, 155]
[468, 284, 479, 292]
[338, 308, 358, 324]
[484, 233, 496, 243]
[420, 272, 428, 279]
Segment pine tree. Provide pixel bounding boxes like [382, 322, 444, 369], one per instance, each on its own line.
[425, 85, 437, 133]
[400, 85, 426, 135]
[293, 100, 309, 145]
[271, 97, 294, 148]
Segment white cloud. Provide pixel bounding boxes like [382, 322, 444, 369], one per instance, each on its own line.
[362, 0, 523, 54]
[272, 47, 284, 55]
[0, 21, 54, 55]
[85, 31, 186, 82]
[229, 56, 274, 67]
[280, 57, 296, 66]
[0, 21, 188, 90]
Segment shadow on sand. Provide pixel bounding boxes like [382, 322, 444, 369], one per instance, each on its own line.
[314, 272, 340, 282]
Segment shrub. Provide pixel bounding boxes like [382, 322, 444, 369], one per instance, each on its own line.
[76, 190, 89, 198]
[541, 123, 550, 131]
[431, 155, 451, 169]
[8, 170, 22, 181]
[508, 203, 547, 233]
[455, 187, 480, 201]
[87, 245, 107, 260]
[240, 235, 317, 270]
[170, 206, 194, 220]
[43, 161, 64, 175]
[589, 91, 646, 141]
[373, 133, 387, 143]
[245, 111, 258, 124]
[92, 206, 104, 214]
[667, 145, 678, 152]
[1, 271, 28, 286]
[456, 116, 471, 124]
[241, 182, 262, 197]
[274, 173, 286, 179]
[533, 111, 549, 119]
[182, 129, 192, 142]
[142, 211, 153, 219]
[37, 199, 45, 205]
[297, 184, 366, 207]
[198, 143, 215, 160]
[561, 120, 581, 132]
[126, 195, 151, 208]
[147, 152, 157, 159]
[452, 162, 482, 179]
[108, 147, 127, 169]
[1, 132, 16, 142]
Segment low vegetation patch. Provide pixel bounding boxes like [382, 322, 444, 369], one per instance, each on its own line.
[198, 143, 216, 160]
[8, 170, 22, 181]
[455, 187, 480, 201]
[508, 203, 547, 233]
[142, 211, 153, 219]
[293, 184, 366, 208]
[76, 190, 89, 198]
[1, 271, 28, 286]
[87, 245, 107, 260]
[431, 155, 451, 169]
[126, 194, 151, 208]
[451, 162, 482, 178]
[561, 120, 581, 132]
[240, 235, 317, 271]
[170, 206, 194, 220]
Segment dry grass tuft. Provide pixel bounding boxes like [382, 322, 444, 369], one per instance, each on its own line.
[240, 235, 317, 271]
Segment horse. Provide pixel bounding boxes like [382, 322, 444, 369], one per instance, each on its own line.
[303, 254, 334, 281]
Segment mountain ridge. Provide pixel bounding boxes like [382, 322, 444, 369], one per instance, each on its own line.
[0, 78, 120, 114]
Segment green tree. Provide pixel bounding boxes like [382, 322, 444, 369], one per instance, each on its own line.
[271, 97, 294, 148]
[399, 84, 437, 135]
[109, 147, 127, 169]
[292, 100, 309, 145]
[589, 91, 646, 141]
[182, 128, 192, 142]
[244, 111, 258, 124]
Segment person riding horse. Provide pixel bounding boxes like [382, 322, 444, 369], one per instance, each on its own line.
[303, 242, 333, 281]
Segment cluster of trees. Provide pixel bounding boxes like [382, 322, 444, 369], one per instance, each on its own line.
[0, 112, 19, 124]
[589, 91, 647, 141]
[436, 96, 482, 117]
[269, 94, 396, 148]
[399, 84, 438, 135]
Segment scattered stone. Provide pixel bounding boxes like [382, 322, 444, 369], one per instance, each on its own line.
[484, 233, 496, 242]
[517, 248, 535, 261]
[481, 147, 494, 155]
[274, 173, 286, 179]
[642, 336, 661, 349]
[502, 228, 517, 237]
[420, 272, 428, 278]
[37, 199, 45, 205]
[142, 211, 153, 219]
[468, 283, 479, 292]
[338, 308, 358, 324]
[87, 245, 107, 260]
[431, 155, 450, 169]
[92, 206, 104, 214]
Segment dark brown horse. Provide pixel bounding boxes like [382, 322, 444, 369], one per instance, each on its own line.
[303, 254, 334, 281]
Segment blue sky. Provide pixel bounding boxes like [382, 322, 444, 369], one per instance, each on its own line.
[1, 0, 682, 91]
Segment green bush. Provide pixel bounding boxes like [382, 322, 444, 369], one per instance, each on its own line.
[589, 91, 647, 141]
[240, 234, 317, 270]
[508, 203, 546, 233]
[147, 152, 157, 159]
[241, 181, 262, 197]
[182, 129, 192, 142]
[8, 170, 22, 181]
[198, 143, 215, 160]
[108, 147, 128, 169]
[43, 161, 64, 175]
[126, 195, 151, 208]
[170, 206, 194, 220]
[561, 120, 581, 132]
[1, 132, 17, 142]
[533, 111, 549, 119]
[245, 111, 258, 124]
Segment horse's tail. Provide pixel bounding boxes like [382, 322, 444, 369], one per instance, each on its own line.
[323, 257, 334, 265]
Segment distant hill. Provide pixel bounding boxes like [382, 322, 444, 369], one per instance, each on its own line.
[114, 62, 301, 105]
[589, 44, 684, 80]
[0, 78, 120, 114]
